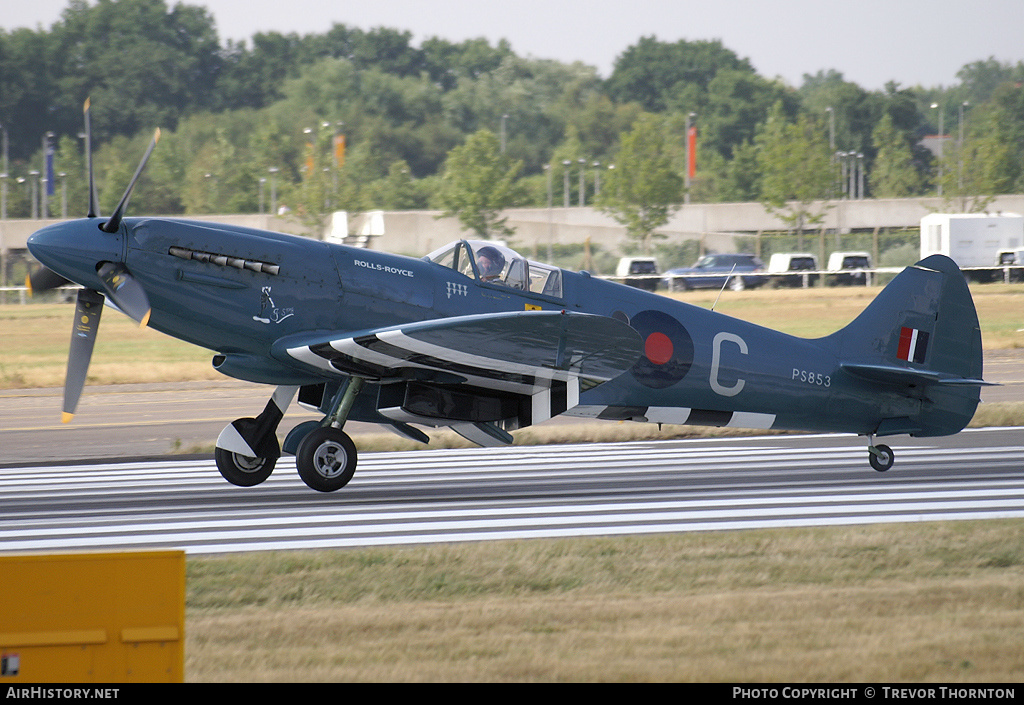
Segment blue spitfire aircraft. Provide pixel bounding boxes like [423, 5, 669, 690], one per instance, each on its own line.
[26, 102, 992, 492]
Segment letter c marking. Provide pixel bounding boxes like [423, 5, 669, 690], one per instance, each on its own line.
[710, 332, 747, 397]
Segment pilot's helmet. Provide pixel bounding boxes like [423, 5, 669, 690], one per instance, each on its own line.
[476, 246, 505, 279]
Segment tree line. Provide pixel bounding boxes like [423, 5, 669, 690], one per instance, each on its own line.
[2, 0, 1023, 249]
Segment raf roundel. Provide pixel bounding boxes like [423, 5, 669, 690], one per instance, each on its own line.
[629, 310, 694, 389]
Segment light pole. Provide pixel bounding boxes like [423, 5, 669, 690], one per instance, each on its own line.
[544, 164, 553, 261]
[29, 170, 39, 219]
[857, 153, 864, 200]
[826, 108, 837, 199]
[562, 160, 570, 207]
[931, 103, 944, 196]
[837, 152, 847, 199]
[59, 172, 67, 218]
[958, 101, 969, 191]
[826, 107, 835, 151]
[268, 167, 279, 215]
[204, 173, 216, 212]
[500, 114, 508, 154]
[41, 132, 54, 218]
[0, 121, 8, 220]
[578, 158, 586, 207]
[846, 152, 856, 200]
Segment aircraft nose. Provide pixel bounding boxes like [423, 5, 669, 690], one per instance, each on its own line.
[27, 219, 125, 288]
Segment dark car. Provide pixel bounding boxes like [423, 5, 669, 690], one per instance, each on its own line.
[662, 253, 766, 292]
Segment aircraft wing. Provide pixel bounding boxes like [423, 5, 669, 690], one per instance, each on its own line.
[279, 310, 641, 390]
[275, 310, 642, 442]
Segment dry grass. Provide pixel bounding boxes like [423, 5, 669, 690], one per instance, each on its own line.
[0, 303, 219, 388]
[185, 521, 1024, 682]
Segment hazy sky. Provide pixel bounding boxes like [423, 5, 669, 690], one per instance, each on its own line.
[5, 0, 1023, 90]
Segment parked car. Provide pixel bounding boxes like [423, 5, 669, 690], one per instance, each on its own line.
[616, 257, 660, 291]
[767, 253, 819, 287]
[662, 253, 766, 292]
[996, 248, 1024, 282]
[826, 251, 872, 286]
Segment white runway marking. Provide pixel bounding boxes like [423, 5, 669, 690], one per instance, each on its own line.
[2, 433, 1022, 555]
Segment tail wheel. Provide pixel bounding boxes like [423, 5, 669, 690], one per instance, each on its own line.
[296, 427, 357, 492]
[869, 444, 894, 472]
[215, 446, 277, 486]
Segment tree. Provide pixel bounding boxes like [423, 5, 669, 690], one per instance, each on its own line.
[935, 84, 1023, 211]
[700, 70, 795, 161]
[955, 58, 1024, 106]
[755, 103, 834, 246]
[870, 113, 923, 198]
[0, 27, 56, 161]
[708, 141, 761, 203]
[435, 129, 524, 239]
[606, 36, 754, 113]
[598, 114, 683, 253]
[369, 159, 429, 210]
[52, 0, 222, 137]
[798, 70, 881, 158]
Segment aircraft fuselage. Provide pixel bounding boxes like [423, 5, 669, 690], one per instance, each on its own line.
[48, 217, 931, 438]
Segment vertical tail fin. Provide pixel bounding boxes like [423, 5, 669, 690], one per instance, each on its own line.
[830, 255, 988, 436]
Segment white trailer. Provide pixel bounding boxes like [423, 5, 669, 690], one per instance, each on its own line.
[921, 212, 1023, 264]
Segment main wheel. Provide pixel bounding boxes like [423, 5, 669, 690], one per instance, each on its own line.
[296, 427, 357, 492]
[869, 444, 894, 472]
[728, 276, 746, 291]
[215, 447, 277, 487]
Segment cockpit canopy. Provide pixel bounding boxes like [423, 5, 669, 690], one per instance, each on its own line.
[424, 240, 563, 298]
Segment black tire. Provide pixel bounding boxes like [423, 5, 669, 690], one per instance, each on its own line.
[869, 444, 894, 472]
[296, 427, 357, 492]
[215, 446, 277, 487]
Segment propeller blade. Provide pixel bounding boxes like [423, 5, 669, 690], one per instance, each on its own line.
[84, 98, 100, 219]
[101, 127, 160, 234]
[97, 262, 151, 327]
[63, 288, 104, 423]
[25, 266, 70, 296]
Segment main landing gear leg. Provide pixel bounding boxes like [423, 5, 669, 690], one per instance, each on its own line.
[866, 434, 895, 472]
[215, 385, 299, 486]
[295, 377, 365, 492]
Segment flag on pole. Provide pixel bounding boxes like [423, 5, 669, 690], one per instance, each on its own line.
[334, 134, 346, 168]
[45, 136, 55, 197]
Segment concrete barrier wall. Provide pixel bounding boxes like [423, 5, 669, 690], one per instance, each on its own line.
[361, 195, 1024, 256]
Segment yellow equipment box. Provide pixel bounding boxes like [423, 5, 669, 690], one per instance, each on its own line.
[0, 551, 184, 682]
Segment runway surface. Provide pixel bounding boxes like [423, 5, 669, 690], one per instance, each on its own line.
[1, 428, 1022, 555]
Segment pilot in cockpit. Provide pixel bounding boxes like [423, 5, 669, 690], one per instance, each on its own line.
[475, 246, 506, 282]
